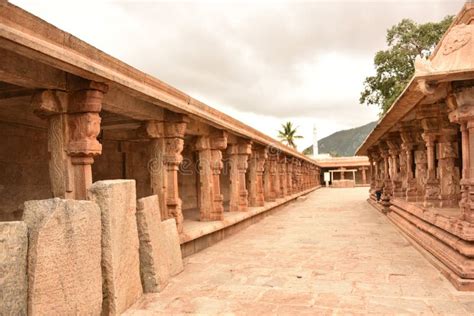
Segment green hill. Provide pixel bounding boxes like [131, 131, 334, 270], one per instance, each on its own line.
[303, 121, 377, 157]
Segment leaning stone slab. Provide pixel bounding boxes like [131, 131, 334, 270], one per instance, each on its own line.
[89, 180, 143, 315]
[0, 221, 27, 315]
[136, 195, 184, 293]
[161, 218, 184, 277]
[22, 198, 102, 315]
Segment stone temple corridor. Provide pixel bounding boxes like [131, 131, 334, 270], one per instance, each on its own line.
[125, 188, 474, 315]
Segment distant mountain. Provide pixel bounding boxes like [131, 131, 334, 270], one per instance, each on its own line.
[303, 121, 377, 157]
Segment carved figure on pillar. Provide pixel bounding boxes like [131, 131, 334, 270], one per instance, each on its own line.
[447, 86, 474, 221]
[139, 112, 188, 232]
[422, 133, 441, 207]
[32, 80, 108, 200]
[227, 140, 252, 211]
[387, 136, 403, 198]
[380, 144, 391, 212]
[195, 130, 228, 220]
[248, 146, 267, 207]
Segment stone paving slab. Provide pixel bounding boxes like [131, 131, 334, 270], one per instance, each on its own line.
[125, 188, 474, 315]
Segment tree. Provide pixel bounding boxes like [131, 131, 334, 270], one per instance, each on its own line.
[360, 16, 453, 114]
[277, 121, 303, 149]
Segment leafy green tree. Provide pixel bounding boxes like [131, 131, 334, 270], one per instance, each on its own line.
[278, 121, 303, 148]
[360, 16, 453, 114]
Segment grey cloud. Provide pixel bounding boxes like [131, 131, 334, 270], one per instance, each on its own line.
[13, 0, 464, 127]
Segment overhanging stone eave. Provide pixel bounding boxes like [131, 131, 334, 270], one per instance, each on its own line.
[416, 69, 474, 83]
[356, 77, 425, 156]
[0, 3, 319, 166]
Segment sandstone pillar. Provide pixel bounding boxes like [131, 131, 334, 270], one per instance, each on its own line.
[387, 137, 403, 198]
[422, 133, 440, 207]
[460, 122, 470, 216]
[279, 156, 288, 196]
[448, 87, 474, 221]
[361, 167, 367, 184]
[438, 128, 460, 207]
[287, 159, 294, 194]
[141, 113, 188, 232]
[228, 140, 252, 211]
[400, 127, 418, 202]
[32, 81, 108, 200]
[264, 153, 276, 202]
[248, 146, 267, 207]
[380, 145, 391, 211]
[195, 131, 227, 220]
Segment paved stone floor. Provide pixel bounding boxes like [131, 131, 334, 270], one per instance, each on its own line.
[125, 188, 474, 315]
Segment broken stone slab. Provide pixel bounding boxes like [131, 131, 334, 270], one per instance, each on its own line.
[136, 195, 168, 292]
[22, 198, 102, 315]
[89, 180, 142, 315]
[161, 218, 184, 277]
[136, 195, 184, 293]
[0, 221, 28, 315]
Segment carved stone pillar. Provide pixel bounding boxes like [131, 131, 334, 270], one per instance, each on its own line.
[164, 115, 188, 232]
[264, 153, 276, 202]
[400, 126, 418, 202]
[32, 81, 108, 200]
[448, 86, 474, 221]
[422, 133, 440, 207]
[279, 157, 288, 196]
[195, 130, 227, 220]
[438, 127, 460, 208]
[273, 153, 282, 198]
[418, 105, 441, 208]
[228, 141, 252, 211]
[140, 113, 188, 232]
[368, 152, 375, 194]
[287, 159, 293, 194]
[387, 136, 403, 198]
[248, 146, 267, 207]
[380, 145, 391, 211]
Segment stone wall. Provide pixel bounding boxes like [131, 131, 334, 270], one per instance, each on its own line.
[0, 123, 51, 221]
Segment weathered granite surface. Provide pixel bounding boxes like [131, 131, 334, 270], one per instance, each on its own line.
[89, 180, 143, 315]
[0, 221, 28, 315]
[23, 198, 102, 315]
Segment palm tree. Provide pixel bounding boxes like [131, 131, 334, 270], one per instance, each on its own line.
[277, 121, 303, 149]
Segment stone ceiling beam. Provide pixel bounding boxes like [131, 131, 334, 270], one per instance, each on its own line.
[0, 48, 66, 90]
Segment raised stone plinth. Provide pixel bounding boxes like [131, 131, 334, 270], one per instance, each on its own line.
[0, 221, 27, 315]
[23, 198, 102, 315]
[332, 179, 355, 188]
[136, 195, 183, 293]
[89, 180, 143, 315]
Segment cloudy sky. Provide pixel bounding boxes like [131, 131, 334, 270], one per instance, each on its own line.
[12, 0, 464, 150]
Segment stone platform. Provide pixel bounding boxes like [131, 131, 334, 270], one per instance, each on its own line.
[180, 187, 320, 257]
[125, 188, 474, 314]
[387, 198, 474, 291]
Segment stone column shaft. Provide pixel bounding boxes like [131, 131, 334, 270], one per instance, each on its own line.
[228, 141, 252, 211]
[32, 81, 108, 200]
[248, 147, 267, 207]
[195, 131, 227, 221]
